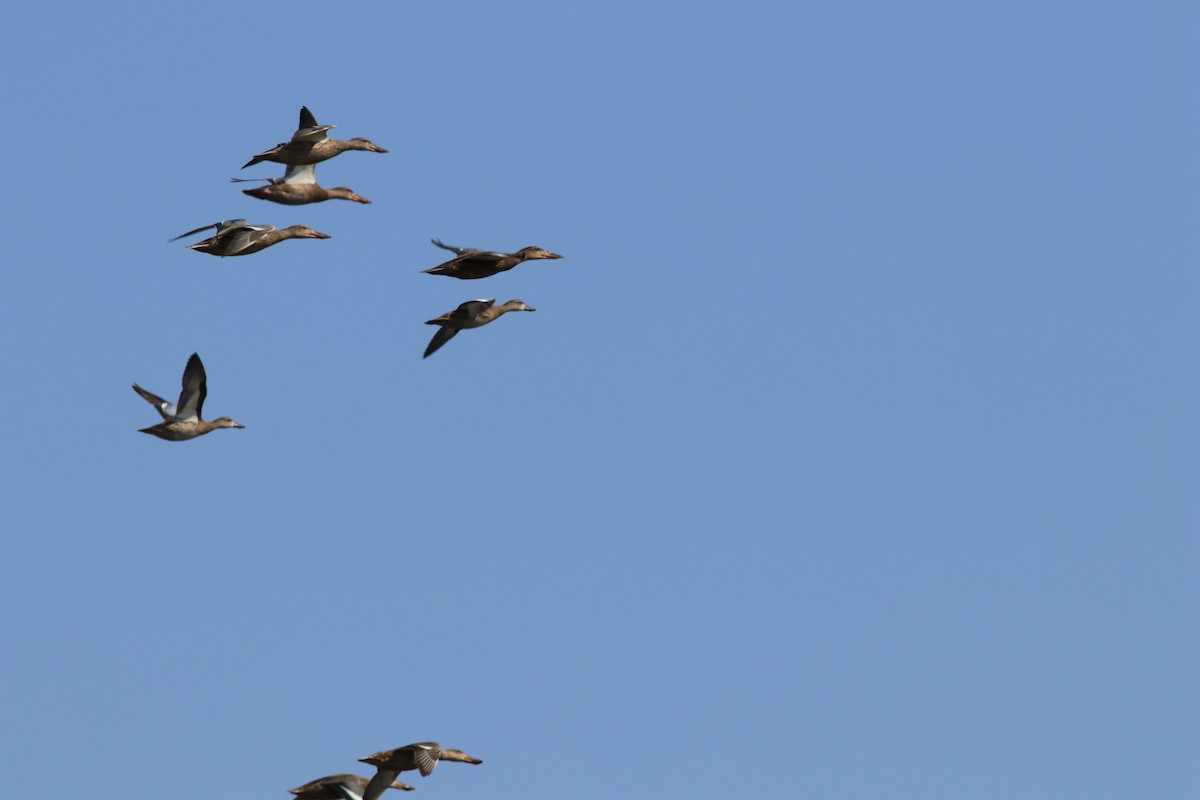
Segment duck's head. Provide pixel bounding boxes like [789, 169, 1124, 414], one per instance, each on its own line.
[348, 137, 389, 153]
[284, 225, 332, 239]
[211, 417, 245, 430]
[329, 187, 372, 204]
[517, 246, 562, 260]
[439, 749, 484, 765]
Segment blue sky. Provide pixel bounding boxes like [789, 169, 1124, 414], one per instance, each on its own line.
[1, 1, 1196, 797]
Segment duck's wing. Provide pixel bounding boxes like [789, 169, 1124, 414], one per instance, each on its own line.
[290, 774, 363, 799]
[412, 744, 441, 776]
[431, 238, 483, 256]
[457, 250, 507, 265]
[131, 384, 176, 420]
[281, 163, 317, 185]
[298, 106, 320, 129]
[170, 219, 250, 241]
[449, 251, 511, 275]
[175, 353, 207, 421]
[293, 105, 334, 141]
[423, 327, 459, 358]
[217, 223, 276, 255]
[330, 782, 366, 800]
[362, 771, 400, 800]
[292, 124, 334, 143]
[452, 298, 496, 320]
[318, 776, 367, 800]
[291, 108, 334, 144]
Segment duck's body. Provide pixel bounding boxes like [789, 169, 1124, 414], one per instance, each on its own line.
[423, 298, 536, 358]
[234, 163, 370, 205]
[243, 106, 387, 168]
[290, 774, 413, 800]
[139, 417, 246, 441]
[134, 353, 244, 442]
[423, 244, 562, 280]
[359, 743, 483, 800]
[171, 219, 330, 257]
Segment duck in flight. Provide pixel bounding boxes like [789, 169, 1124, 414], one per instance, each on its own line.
[423, 239, 562, 280]
[242, 106, 387, 169]
[170, 219, 330, 256]
[134, 353, 244, 441]
[232, 162, 371, 205]
[359, 743, 483, 800]
[423, 298, 536, 358]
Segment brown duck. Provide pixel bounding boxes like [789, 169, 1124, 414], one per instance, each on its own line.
[423, 239, 562, 280]
[134, 353, 244, 441]
[423, 298, 536, 358]
[242, 106, 387, 168]
[359, 743, 483, 800]
[232, 163, 371, 205]
[171, 219, 330, 257]
[289, 773, 413, 800]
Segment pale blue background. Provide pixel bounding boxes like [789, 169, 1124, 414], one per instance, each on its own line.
[2, 2, 1196, 797]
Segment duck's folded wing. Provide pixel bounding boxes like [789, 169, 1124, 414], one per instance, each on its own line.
[219, 224, 276, 255]
[292, 124, 334, 143]
[452, 299, 495, 320]
[457, 251, 506, 266]
[328, 780, 366, 800]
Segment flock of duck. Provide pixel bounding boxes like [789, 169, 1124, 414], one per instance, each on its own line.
[138, 107, 564, 441]
[290, 742, 483, 800]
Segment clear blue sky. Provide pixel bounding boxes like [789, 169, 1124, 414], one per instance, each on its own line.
[2, 2, 1196, 797]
